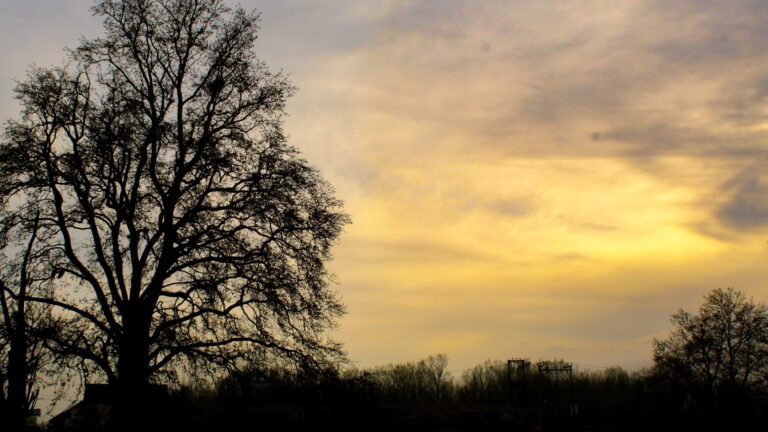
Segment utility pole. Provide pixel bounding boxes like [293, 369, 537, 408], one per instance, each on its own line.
[507, 358, 529, 407]
[537, 361, 578, 417]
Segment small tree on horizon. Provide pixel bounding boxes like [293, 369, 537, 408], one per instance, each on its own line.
[653, 288, 768, 406]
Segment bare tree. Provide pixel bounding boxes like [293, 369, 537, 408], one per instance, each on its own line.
[369, 354, 454, 404]
[653, 288, 768, 399]
[0, 0, 349, 419]
[0, 213, 58, 429]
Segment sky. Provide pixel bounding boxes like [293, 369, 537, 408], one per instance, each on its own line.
[3, 0, 768, 377]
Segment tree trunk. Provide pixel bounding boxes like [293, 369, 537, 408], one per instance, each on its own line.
[113, 303, 152, 430]
[7, 298, 28, 431]
[7, 336, 27, 431]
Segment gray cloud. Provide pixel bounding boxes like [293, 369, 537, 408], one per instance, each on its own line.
[488, 200, 529, 218]
[604, 123, 768, 160]
[377, 1, 768, 161]
[711, 76, 768, 128]
[717, 166, 768, 230]
[339, 237, 503, 266]
[0, 0, 100, 120]
[385, 1, 470, 40]
[251, 1, 378, 62]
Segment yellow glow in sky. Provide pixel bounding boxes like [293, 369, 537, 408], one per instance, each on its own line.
[4, 0, 768, 373]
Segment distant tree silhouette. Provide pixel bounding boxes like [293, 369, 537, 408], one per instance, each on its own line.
[653, 288, 768, 417]
[459, 359, 508, 402]
[0, 213, 65, 430]
[369, 354, 454, 404]
[0, 214, 55, 430]
[0, 0, 348, 426]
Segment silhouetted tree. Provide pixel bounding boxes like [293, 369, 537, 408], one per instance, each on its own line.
[459, 359, 508, 402]
[653, 288, 768, 417]
[423, 353, 450, 403]
[370, 354, 454, 404]
[0, 213, 57, 430]
[0, 0, 348, 424]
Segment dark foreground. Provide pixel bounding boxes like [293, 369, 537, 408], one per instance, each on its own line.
[43, 383, 768, 432]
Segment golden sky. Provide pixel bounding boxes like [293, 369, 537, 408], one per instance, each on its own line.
[3, 0, 768, 372]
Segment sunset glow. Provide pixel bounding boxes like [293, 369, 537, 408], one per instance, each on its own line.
[3, 0, 768, 374]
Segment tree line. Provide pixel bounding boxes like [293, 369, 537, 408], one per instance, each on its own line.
[171, 286, 768, 431]
[135, 313, 768, 432]
[36, 287, 768, 431]
[34, 288, 768, 431]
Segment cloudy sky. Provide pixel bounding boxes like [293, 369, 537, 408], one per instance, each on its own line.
[3, 0, 768, 373]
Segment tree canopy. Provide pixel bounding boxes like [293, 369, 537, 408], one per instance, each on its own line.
[0, 0, 348, 404]
[653, 288, 768, 397]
